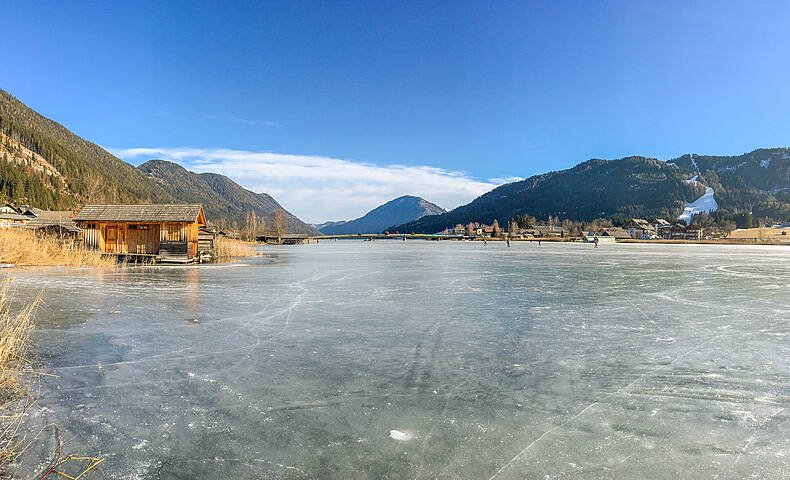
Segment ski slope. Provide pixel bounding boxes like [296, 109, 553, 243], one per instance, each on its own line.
[678, 174, 718, 223]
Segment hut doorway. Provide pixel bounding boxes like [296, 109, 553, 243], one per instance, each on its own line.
[106, 226, 119, 253]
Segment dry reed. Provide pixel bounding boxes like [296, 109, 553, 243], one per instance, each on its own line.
[0, 229, 114, 267]
[214, 237, 259, 258]
[0, 278, 38, 472]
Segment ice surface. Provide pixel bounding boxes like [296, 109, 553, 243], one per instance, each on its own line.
[5, 241, 790, 479]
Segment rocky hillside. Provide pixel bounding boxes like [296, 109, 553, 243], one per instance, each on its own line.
[139, 160, 320, 235]
[0, 89, 316, 233]
[0, 89, 175, 209]
[315, 195, 445, 234]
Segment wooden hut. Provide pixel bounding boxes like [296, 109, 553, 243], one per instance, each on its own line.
[198, 226, 216, 253]
[25, 210, 81, 237]
[74, 204, 206, 263]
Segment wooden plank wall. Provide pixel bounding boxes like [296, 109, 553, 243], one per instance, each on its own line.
[125, 224, 161, 254]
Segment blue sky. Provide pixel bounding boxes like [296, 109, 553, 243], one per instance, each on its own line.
[3, 1, 790, 221]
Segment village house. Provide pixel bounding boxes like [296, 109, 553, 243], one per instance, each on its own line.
[583, 231, 616, 243]
[652, 218, 670, 234]
[452, 224, 465, 235]
[522, 225, 565, 238]
[73, 204, 208, 263]
[0, 203, 32, 229]
[464, 222, 481, 236]
[625, 218, 655, 239]
[667, 223, 686, 240]
[601, 227, 632, 240]
[684, 223, 704, 240]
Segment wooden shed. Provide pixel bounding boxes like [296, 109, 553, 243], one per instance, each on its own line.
[74, 204, 206, 263]
[198, 226, 216, 253]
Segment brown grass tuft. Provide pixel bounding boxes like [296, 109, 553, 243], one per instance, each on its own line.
[0, 278, 38, 471]
[0, 229, 114, 267]
[214, 237, 259, 258]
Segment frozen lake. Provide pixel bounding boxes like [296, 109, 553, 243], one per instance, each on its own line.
[7, 241, 790, 479]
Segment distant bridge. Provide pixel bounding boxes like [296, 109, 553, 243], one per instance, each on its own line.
[308, 233, 465, 241]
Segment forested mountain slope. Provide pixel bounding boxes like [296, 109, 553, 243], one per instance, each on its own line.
[0, 89, 174, 209]
[0, 89, 316, 232]
[138, 160, 320, 234]
[394, 157, 705, 233]
[395, 150, 790, 233]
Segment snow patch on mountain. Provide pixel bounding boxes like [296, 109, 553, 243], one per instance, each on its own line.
[678, 175, 717, 223]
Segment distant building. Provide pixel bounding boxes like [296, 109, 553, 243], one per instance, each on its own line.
[25, 210, 81, 236]
[625, 218, 655, 239]
[668, 224, 686, 240]
[601, 228, 632, 240]
[652, 218, 670, 234]
[583, 232, 615, 243]
[0, 203, 31, 229]
[523, 225, 565, 238]
[684, 223, 704, 240]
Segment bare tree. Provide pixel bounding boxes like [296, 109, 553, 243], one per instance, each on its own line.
[85, 174, 104, 203]
[509, 219, 520, 235]
[244, 210, 259, 241]
[273, 208, 288, 242]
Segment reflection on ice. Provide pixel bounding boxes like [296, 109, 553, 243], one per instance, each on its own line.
[5, 242, 790, 479]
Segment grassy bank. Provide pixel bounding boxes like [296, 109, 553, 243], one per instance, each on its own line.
[618, 238, 790, 246]
[0, 279, 37, 472]
[0, 229, 113, 267]
[214, 237, 259, 258]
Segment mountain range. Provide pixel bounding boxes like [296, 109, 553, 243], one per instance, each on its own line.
[0, 89, 317, 233]
[138, 160, 319, 234]
[394, 150, 790, 233]
[4, 88, 790, 235]
[314, 195, 444, 235]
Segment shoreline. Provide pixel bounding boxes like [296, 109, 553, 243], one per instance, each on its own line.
[308, 235, 790, 246]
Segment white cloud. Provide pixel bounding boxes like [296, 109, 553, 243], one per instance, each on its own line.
[200, 114, 285, 128]
[112, 147, 506, 223]
[488, 176, 524, 184]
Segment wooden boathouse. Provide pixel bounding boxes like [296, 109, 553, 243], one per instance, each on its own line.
[74, 204, 207, 263]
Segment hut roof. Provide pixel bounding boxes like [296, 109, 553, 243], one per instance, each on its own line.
[74, 204, 204, 223]
[23, 207, 44, 217]
[26, 211, 81, 232]
[0, 213, 30, 221]
[602, 228, 631, 239]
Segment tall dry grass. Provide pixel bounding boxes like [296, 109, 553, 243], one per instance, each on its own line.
[0, 229, 113, 267]
[0, 278, 38, 471]
[215, 237, 259, 258]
